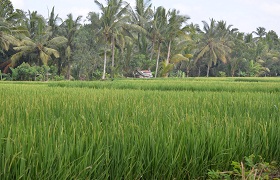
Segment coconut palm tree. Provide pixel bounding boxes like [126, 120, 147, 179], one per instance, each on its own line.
[265, 30, 279, 51]
[60, 13, 82, 79]
[253, 27, 266, 40]
[10, 16, 67, 69]
[0, 1, 29, 72]
[47, 7, 62, 38]
[0, 0, 28, 54]
[128, 0, 153, 55]
[159, 9, 189, 77]
[149, 6, 168, 77]
[0, 17, 20, 54]
[94, 0, 130, 79]
[165, 9, 189, 64]
[195, 19, 232, 77]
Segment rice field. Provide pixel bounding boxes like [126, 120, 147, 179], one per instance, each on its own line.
[0, 78, 280, 179]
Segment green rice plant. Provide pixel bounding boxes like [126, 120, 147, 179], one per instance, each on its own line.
[47, 77, 280, 93]
[0, 78, 279, 179]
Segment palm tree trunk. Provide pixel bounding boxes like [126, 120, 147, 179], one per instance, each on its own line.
[155, 42, 161, 78]
[167, 40, 171, 64]
[150, 40, 155, 61]
[102, 50, 107, 80]
[207, 65, 210, 77]
[164, 40, 172, 77]
[137, 33, 142, 53]
[57, 58, 62, 76]
[67, 59, 71, 80]
[111, 36, 115, 78]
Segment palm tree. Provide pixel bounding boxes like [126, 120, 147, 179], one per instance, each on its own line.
[195, 19, 232, 77]
[0, 1, 29, 72]
[61, 14, 82, 80]
[25, 11, 46, 39]
[165, 9, 189, 64]
[0, 0, 28, 54]
[47, 7, 62, 38]
[265, 30, 279, 51]
[10, 16, 67, 69]
[253, 27, 266, 40]
[149, 6, 168, 77]
[128, 0, 153, 55]
[94, 0, 130, 79]
[160, 9, 189, 77]
[0, 17, 20, 54]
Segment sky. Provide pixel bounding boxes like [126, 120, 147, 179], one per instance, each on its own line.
[10, 0, 280, 35]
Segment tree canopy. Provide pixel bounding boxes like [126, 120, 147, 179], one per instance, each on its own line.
[1, 0, 280, 80]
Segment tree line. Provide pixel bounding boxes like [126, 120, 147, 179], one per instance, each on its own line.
[1, 0, 280, 80]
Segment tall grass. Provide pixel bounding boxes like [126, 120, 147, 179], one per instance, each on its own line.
[0, 78, 279, 179]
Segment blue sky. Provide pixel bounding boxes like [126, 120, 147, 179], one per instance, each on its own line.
[10, 0, 280, 35]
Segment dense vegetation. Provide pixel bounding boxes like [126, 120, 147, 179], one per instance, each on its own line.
[1, 0, 280, 80]
[0, 78, 280, 179]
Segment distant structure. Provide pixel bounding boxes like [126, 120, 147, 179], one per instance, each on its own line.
[134, 70, 153, 78]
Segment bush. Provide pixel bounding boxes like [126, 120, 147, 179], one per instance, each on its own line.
[208, 155, 279, 179]
[9, 63, 60, 81]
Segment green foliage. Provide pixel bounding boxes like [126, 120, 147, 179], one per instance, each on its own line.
[9, 62, 62, 81]
[130, 54, 153, 70]
[9, 66, 18, 80]
[208, 155, 279, 179]
[3, 0, 280, 80]
[218, 71, 227, 77]
[248, 60, 264, 77]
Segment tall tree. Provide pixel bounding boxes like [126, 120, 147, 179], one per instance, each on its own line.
[128, 0, 153, 55]
[195, 19, 233, 77]
[253, 27, 266, 40]
[160, 9, 189, 77]
[61, 14, 82, 79]
[165, 9, 189, 64]
[47, 7, 62, 38]
[149, 6, 168, 77]
[0, 17, 20, 54]
[10, 15, 67, 70]
[94, 0, 130, 79]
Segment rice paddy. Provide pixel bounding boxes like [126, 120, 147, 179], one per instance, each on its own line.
[0, 78, 279, 179]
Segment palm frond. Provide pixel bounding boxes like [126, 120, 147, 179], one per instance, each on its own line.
[13, 45, 34, 52]
[47, 36, 67, 46]
[43, 47, 60, 58]
[195, 45, 209, 62]
[40, 50, 50, 65]
[171, 54, 189, 64]
[21, 37, 35, 46]
[160, 60, 174, 76]
[10, 51, 25, 66]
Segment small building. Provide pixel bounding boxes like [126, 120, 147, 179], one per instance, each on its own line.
[134, 70, 153, 78]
